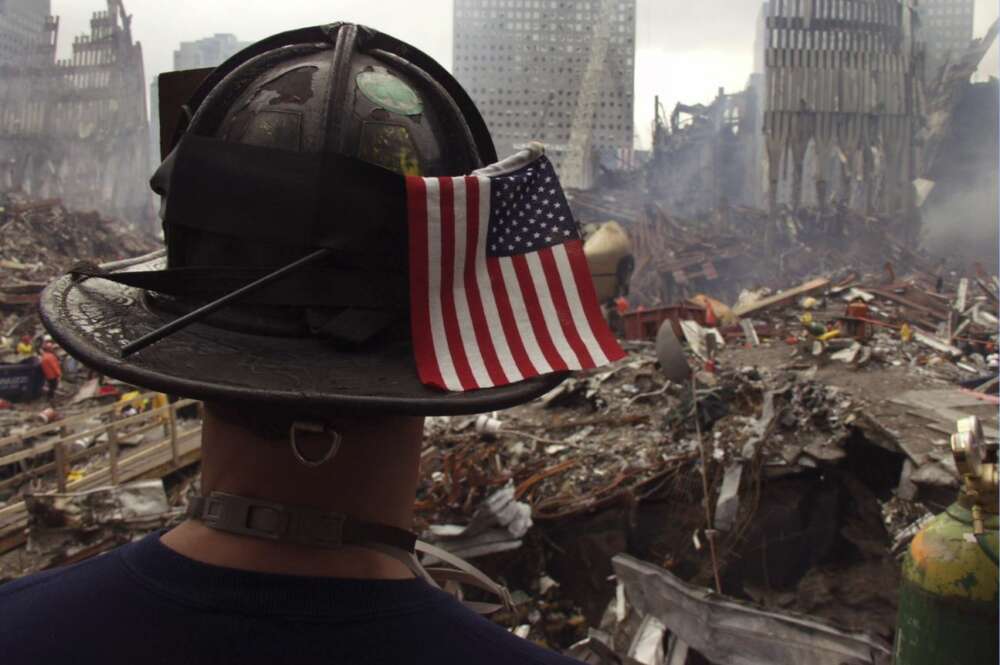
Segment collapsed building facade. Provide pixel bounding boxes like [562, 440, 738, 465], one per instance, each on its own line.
[646, 87, 763, 216]
[0, 1, 152, 229]
[762, 0, 924, 219]
[644, 1, 928, 223]
[587, 2, 998, 309]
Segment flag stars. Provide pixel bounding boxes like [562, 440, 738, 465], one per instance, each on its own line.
[486, 156, 574, 258]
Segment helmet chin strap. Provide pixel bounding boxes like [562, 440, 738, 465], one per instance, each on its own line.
[186, 491, 513, 615]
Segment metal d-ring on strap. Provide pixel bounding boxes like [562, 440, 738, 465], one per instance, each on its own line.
[289, 422, 342, 467]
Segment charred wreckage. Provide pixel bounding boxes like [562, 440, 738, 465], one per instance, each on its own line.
[0, 2, 997, 665]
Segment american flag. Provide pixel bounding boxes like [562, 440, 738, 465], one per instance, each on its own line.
[406, 147, 624, 392]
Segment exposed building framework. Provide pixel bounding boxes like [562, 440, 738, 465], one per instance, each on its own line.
[0, 0, 152, 228]
[647, 87, 761, 216]
[762, 0, 924, 217]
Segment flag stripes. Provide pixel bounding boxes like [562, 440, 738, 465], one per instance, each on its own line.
[408, 171, 625, 392]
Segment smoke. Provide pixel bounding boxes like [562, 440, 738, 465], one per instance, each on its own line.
[922, 178, 999, 270]
[921, 79, 1000, 271]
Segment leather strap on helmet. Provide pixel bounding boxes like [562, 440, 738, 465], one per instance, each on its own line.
[163, 134, 407, 260]
[69, 264, 407, 310]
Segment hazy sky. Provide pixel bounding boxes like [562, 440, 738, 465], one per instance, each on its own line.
[53, 0, 999, 150]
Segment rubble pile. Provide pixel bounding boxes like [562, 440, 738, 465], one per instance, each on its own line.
[0, 267, 993, 662]
[0, 473, 196, 582]
[732, 272, 999, 391]
[627, 201, 927, 307]
[0, 192, 157, 287]
[413, 317, 992, 654]
[0, 192, 160, 447]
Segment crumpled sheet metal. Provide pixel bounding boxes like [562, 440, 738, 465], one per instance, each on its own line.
[25, 479, 170, 530]
[612, 554, 892, 665]
[23, 480, 180, 561]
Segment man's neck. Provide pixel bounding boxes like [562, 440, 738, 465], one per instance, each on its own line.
[161, 407, 424, 580]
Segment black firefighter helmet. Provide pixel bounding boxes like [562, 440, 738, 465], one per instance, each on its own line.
[40, 23, 567, 415]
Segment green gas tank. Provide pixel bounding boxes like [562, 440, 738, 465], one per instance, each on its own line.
[894, 416, 998, 665]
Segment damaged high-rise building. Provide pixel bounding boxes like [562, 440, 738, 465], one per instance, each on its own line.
[0, 0, 52, 64]
[0, 0, 152, 228]
[919, 0, 975, 79]
[762, 0, 924, 220]
[453, 0, 636, 189]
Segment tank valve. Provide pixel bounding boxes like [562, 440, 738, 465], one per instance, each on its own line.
[951, 416, 998, 534]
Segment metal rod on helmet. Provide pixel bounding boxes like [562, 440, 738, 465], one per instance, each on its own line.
[120, 248, 333, 358]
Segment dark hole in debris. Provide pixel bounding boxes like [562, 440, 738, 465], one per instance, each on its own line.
[841, 428, 906, 500]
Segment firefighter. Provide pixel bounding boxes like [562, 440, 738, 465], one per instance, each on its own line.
[1, 24, 595, 665]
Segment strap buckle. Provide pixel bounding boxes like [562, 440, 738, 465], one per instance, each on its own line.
[195, 492, 346, 547]
[200, 492, 290, 541]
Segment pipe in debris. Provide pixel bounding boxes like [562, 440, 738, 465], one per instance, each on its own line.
[691, 379, 723, 594]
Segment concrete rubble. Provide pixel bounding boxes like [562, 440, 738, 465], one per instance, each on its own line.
[0, 8, 995, 664]
[0, 475, 196, 582]
[406, 267, 996, 657]
[0, 190, 159, 493]
[0, 239, 993, 661]
[0, 191, 155, 292]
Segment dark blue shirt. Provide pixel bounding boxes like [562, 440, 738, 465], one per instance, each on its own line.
[0, 532, 581, 664]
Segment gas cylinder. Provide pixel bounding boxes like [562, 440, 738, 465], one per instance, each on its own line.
[894, 416, 998, 665]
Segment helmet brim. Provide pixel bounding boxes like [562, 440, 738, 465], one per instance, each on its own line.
[40, 253, 567, 416]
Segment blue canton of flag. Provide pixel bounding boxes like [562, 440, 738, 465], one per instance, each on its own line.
[487, 157, 578, 258]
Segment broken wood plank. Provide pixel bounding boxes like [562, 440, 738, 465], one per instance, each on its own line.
[733, 277, 830, 317]
[54, 443, 67, 493]
[954, 278, 968, 312]
[868, 287, 948, 321]
[913, 330, 964, 358]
